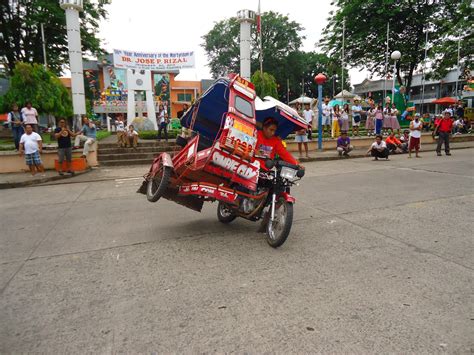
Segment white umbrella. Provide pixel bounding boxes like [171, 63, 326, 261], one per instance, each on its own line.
[288, 97, 316, 105]
[334, 90, 356, 99]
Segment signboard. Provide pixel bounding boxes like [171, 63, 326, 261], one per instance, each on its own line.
[113, 49, 195, 70]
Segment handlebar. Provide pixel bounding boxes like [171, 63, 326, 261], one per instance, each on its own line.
[265, 159, 305, 178]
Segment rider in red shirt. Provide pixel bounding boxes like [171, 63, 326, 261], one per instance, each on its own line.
[254, 117, 299, 169]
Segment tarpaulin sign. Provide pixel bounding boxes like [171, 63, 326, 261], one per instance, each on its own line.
[113, 49, 195, 70]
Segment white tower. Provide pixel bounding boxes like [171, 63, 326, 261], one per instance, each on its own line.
[237, 9, 255, 80]
[59, 0, 86, 129]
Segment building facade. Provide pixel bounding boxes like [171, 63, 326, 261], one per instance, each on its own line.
[353, 69, 470, 113]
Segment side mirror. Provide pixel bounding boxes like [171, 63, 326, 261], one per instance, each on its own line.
[296, 169, 305, 178]
[265, 159, 275, 169]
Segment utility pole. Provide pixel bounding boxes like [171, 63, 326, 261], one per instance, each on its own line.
[40, 23, 47, 68]
[341, 17, 346, 102]
[420, 29, 429, 114]
[383, 23, 389, 101]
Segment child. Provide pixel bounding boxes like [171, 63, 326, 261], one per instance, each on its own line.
[365, 104, 376, 136]
[331, 104, 341, 139]
[374, 103, 384, 135]
[126, 125, 139, 149]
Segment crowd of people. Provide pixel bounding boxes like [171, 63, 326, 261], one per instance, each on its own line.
[292, 98, 470, 139]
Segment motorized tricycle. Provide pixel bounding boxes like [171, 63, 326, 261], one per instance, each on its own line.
[138, 74, 307, 247]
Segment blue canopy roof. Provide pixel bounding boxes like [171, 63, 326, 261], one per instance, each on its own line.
[180, 78, 230, 142]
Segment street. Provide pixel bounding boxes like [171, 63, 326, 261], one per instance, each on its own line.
[1, 149, 473, 353]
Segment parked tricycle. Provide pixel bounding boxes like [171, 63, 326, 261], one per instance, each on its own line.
[138, 74, 307, 247]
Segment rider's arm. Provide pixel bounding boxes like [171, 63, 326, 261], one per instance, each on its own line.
[274, 138, 298, 165]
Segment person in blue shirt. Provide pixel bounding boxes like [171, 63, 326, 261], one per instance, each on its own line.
[74, 116, 97, 158]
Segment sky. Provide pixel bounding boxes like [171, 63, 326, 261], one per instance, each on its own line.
[98, 0, 369, 86]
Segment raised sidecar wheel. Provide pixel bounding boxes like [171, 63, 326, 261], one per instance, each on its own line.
[266, 198, 293, 248]
[217, 201, 237, 223]
[146, 165, 172, 202]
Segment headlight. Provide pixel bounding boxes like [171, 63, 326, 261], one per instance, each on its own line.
[280, 166, 298, 181]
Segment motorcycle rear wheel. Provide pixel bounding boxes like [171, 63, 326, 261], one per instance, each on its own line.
[217, 201, 237, 223]
[146, 165, 172, 202]
[266, 198, 293, 248]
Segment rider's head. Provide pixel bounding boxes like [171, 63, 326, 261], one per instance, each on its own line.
[262, 117, 278, 139]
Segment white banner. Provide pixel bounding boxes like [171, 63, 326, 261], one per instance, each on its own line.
[113, 49, 195, 70]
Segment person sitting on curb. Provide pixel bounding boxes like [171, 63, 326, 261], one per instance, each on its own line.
[385, 132, 403, 154]
[126, 125, 139, 149]
[366, 134, 389, 161]
[19, 124, 45, 176]
[336, 131, 353, 157]
[74, 116, 97, 159]
[399, 130, 410, 153]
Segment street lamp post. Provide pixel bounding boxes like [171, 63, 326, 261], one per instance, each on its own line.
[314, 73, 327, 151]
[391, 50, 401, 102]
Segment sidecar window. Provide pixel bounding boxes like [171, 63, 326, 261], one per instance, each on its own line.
[235, 95, 254, 118]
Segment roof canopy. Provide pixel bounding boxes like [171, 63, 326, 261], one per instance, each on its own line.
[289, 97, 315, 105]
[432, 97, 457, 105]
[334, 90, 356, 99]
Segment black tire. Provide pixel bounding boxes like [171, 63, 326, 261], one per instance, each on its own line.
[146, 166, 172, 202]
[265, 198, 293, 248]
[217, 201, 237, 223]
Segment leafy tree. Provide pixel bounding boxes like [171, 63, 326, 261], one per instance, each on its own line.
[285, 51, 350, 102]
[202, 11, 349, 101]
[202, 12, 303, 86]
[3, 62, 73, 119]
[321, 0, 473, 92]
[251, 71, 278, 98]
[0, 0, 107, 75]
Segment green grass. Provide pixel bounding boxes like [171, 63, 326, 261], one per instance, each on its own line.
[139, 130, 180, 140]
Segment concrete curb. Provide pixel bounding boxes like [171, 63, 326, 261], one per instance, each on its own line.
[297, 144, 474, 162]
[0, 168, 92, 189]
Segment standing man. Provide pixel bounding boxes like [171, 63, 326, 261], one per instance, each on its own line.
[455, 100, 464, 120]
[21, 101, 39, 132]
[177, 103, 189, 119]
[321, 97, 332, 137]
[408, 114, 423, 158]
[7, 103, 24, 151]
[115, 115, 126, 148]
[74, 116, 97, 158]
[434, 110, 453, 156]
[157, 104, 169, 142]
[302, 102, 314, 140]
[351, 99, 362, 136]
[19, 124, 45, 176]
[54, 119, 75, 175]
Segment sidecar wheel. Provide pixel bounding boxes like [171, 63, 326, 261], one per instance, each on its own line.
[146, 166, 172, 202]
[217, 201, 237, 223]
[265, 198, 293, 248]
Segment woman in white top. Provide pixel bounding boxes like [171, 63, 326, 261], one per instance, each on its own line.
[21, 101, 39, 132]
[365, 104, 376, 136]
[390, 103, 400, 135]
[340, 104, 350, 132]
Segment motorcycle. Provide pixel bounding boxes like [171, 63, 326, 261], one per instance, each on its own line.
[139, 74, 307, 248]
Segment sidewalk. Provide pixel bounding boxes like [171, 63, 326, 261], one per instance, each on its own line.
[1, 141, 472, 189]
[0, 168, 91, 189]
[295, 140, 474, 162]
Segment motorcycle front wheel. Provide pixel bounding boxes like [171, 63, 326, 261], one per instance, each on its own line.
[266, 198, 293, 248]
[217, 201, 237, 223]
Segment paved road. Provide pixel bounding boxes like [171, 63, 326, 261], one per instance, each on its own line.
[1, 150, 473, 353]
